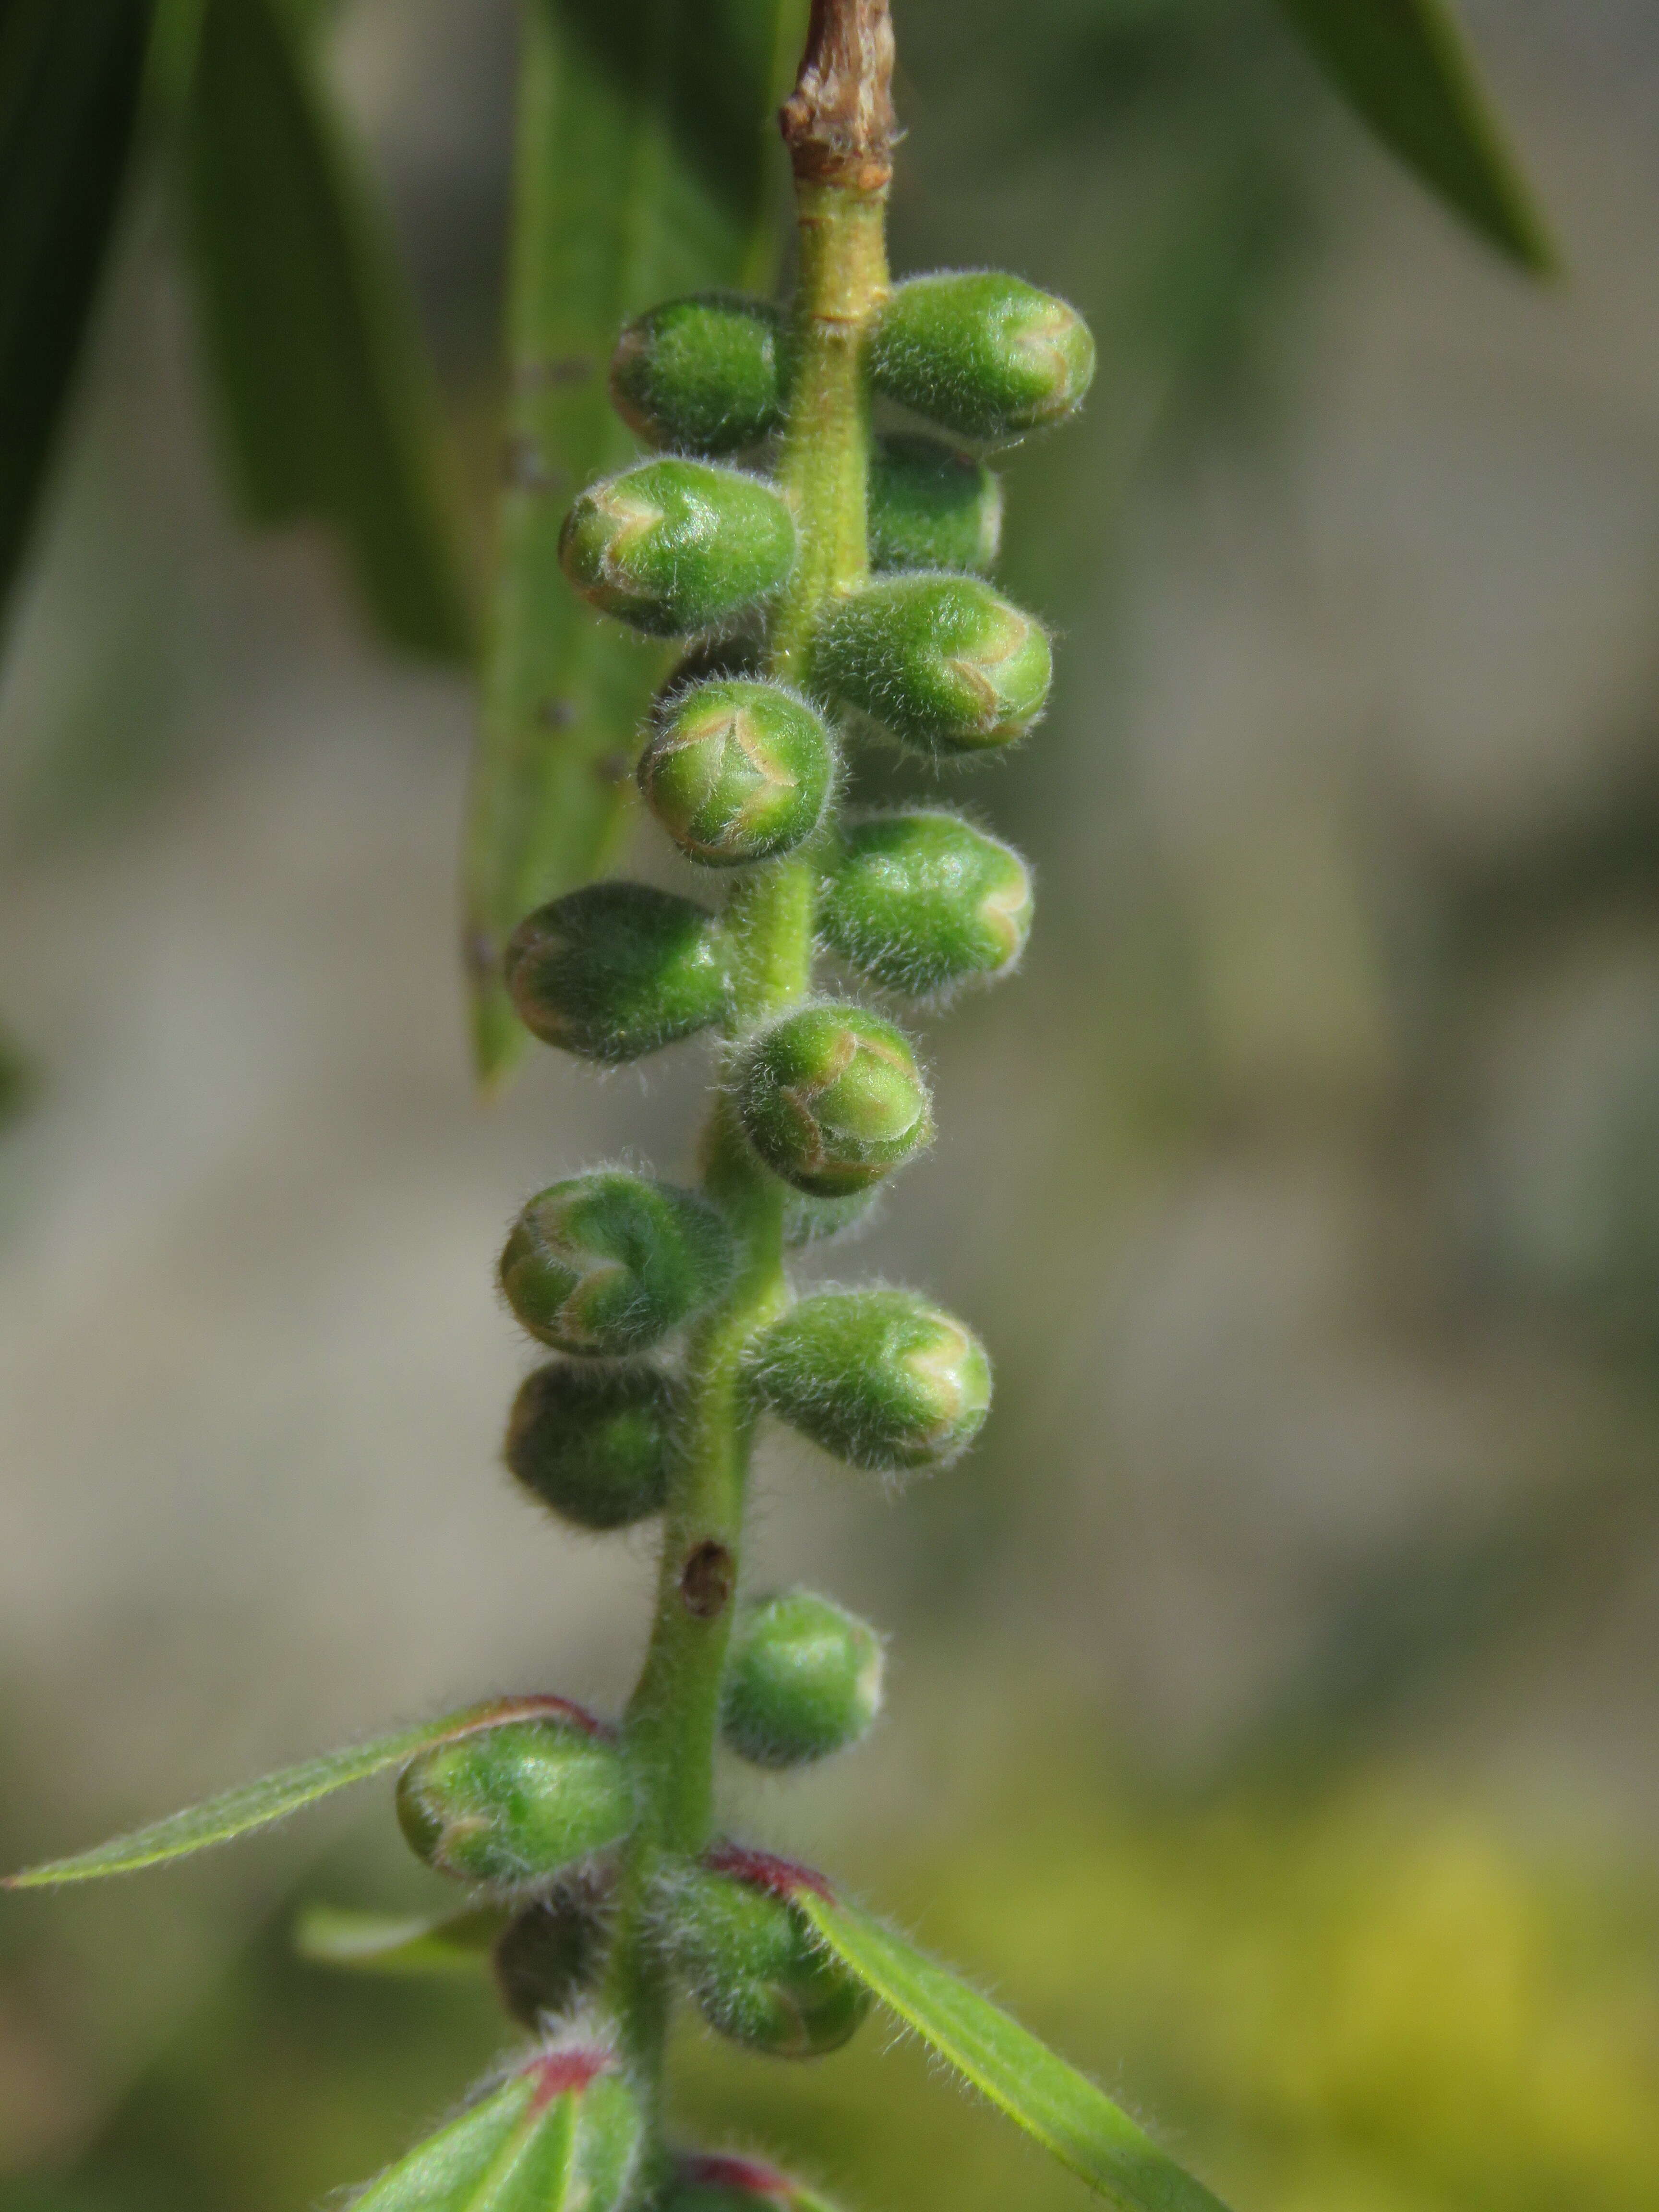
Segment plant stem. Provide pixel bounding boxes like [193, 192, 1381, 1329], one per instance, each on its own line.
[600, 0, 895, 2164]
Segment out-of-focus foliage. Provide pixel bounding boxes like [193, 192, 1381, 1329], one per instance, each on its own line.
[6, 1736, 1655, 2212]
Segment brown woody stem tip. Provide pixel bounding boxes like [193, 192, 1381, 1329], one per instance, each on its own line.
[780, 0, 897, 191]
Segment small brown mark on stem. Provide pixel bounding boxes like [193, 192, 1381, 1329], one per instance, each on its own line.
[679, 1539, 734, 1619]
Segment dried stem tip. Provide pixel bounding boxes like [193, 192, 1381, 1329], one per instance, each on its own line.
[780, 0, 897, 191]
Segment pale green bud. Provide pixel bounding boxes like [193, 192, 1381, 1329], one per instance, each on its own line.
[559, 458, 795, 636]
[505, 882, 728, 1062]
[733, 1003, 933, 1197]
[504, 1362, 678, 1531]
[500, 1172, 733, 1355]
[814, 574, 1051, 757]
[640, 680, 834, 867]
[666, 1860, 871, 2058]
[870, 271, 1095, 446]
[397, 1712, 633, 1890]
[609, 294, 786, 455]
[721, 1590, 884, 1768]
[869, 434, 1001, 574]
[820, 810, 1032, 996]
[747, 1289, 992, 1471]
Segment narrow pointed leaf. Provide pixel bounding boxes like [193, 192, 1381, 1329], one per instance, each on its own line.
[5, 1694, 577, 1887]
[798, 1890, 1232, 2212]
[1273, 0, 1553, 271]
[0, 0, 154, 631]
[353, 2050, 642, 2212]
[296, 1902, 509, 1974]
[179, 0, 470, 659]
[465, 0, 803, 1086]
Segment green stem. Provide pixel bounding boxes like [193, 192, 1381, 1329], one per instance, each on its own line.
[599, 173, 890, 2154]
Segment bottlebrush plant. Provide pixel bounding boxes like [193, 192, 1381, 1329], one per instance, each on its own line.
[3, 3, 1552, 2211]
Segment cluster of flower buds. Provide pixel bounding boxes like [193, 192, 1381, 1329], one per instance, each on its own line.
[397, 251, 1088, 2128]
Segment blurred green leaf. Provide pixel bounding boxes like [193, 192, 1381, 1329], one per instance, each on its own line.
[0, 0, 154, 635]
[296, 1902, 507, 1975]
[464, 0, 803, 1087]
[801, 1891, 1233, 2212]
[179, 0, 471, 660]
[350, 2057, 641, 2212]
[1272, 0, 1553, 269]
[5, 1694, 573, 1886]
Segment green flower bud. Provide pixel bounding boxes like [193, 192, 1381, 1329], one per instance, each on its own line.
[820, 810, 1032, 997]
[781, 1185, 882, 1250]
[747, 1289, 992, 1471]
[665, 2154, 830, 2212]
[869, 271, 1095, 446]
[814, 575, 1051, 757]
[501, 1172, 733, 1356]
[639, 680, 834, 868]
[493, 1880, 608, 2027]
[505, 1362, 678, 1531]
[505, 883, 728, 1062]
[666, 1862, 871, 2058]
[721, 1589, 884, 1768]
[609, 294, 786, 456]
[397, 1711, 633, 1890]
[559, 458, 795, 637]
[733, 1003, 933, 1197]
[869, 434, 1002, 574]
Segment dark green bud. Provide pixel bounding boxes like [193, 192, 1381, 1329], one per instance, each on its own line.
[667, 1863, 871, 2057]
[397, 1711, 632, 1889]
[782, 1185, 882, 1250]
[559, 459, 795, 636]
[733, 1003, 933, 1197]
[869, 434, 1001, 574]
[492, 1881, 608, 2027]
[721, 1590, 884, 1768]
[640, 680, 834, 868]
[815, 575, 1051, 757]
[821, 810, 1032, 997]
[501, 1172, 733, 1355]
[505, 1362, 678, 1531]
[505, 883, 727, 1062]
[870, 271, 1095, 446]
[610, 294, 786, 456]
[747, 1289, 991, 1471]
[664, 2155, 830, 2212]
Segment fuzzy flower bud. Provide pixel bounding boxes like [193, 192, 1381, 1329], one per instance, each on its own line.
[501, 1172, 733, 1356]
[493, 1882, 608, 2027]
[721, 1589, 885, 1768]
[746, 1289, 992, 1471]
[609, 293, 786, 455]
[397, 1713, 632, 1890]
[814, 574, 1051, 757]
[821, 810, 1032, 996]
[505, 882, 728, 1062]
[558, 458, 795, 636]
[869, 271, 1095, 446]
[869, 434, 1001, 574]
[505, 1362, 679, 1531]
[665, 1863, 871, 2058]
[639, 680, 834, 867]
[664, 2155, 831, 2212]
[733, 1004, 933, 1196]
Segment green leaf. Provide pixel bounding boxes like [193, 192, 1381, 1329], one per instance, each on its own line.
[4, 1694, 575, 1887]
[179, 0, 471, 660]
[464, 0, 804, 1088]
[1272, 0, 1553, 271]
[0, 0, 155, 633]
[352, 2051, 643, 2212]
[295, 1902, 509, 1975]
[798, 1889, 1233, 2212]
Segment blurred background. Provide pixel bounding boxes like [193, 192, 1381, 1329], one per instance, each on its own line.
[4, 2, 1659, 2208]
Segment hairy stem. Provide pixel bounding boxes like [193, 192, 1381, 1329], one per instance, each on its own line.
[600, 0, 894, 2160]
